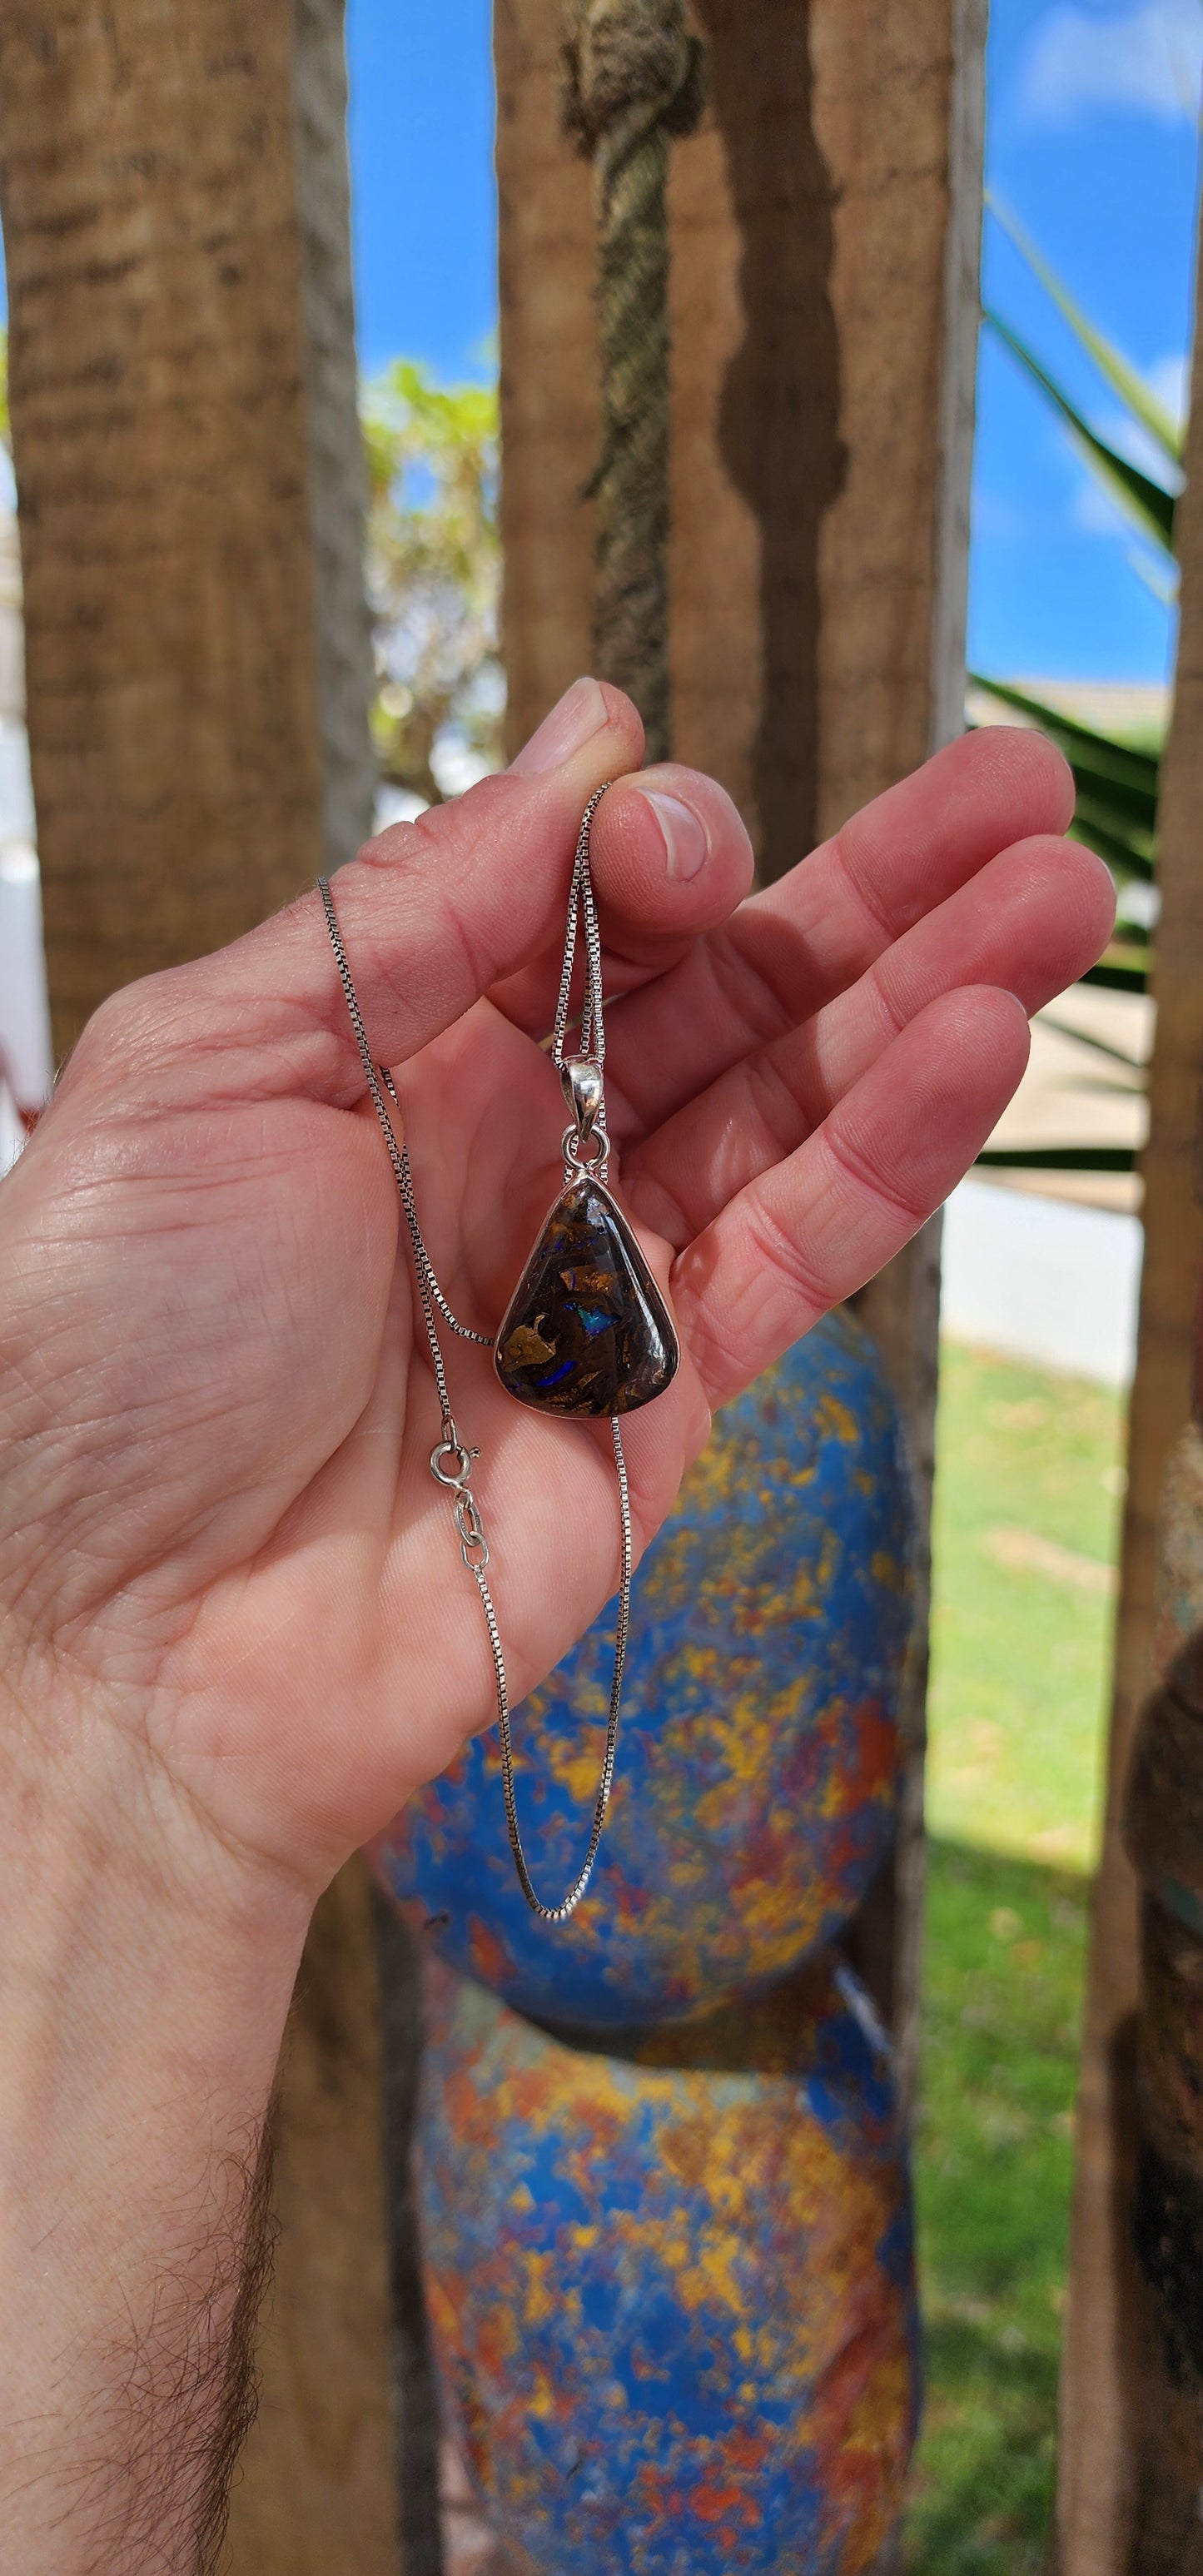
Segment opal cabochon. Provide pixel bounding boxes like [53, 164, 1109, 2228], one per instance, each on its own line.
[494, 1177, 679, 1419]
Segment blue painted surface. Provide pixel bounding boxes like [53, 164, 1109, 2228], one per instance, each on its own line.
[419, 1957, 919, 2574]
[373, 1311, 914, 2026]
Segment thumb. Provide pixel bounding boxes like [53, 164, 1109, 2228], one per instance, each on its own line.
[64, 681, 644, 1111]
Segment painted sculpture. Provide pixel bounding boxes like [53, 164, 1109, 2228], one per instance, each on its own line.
[373, 1307, 919, 2570]
[375, 1309, 910, 2031]
[418, 1959, 917, 2576]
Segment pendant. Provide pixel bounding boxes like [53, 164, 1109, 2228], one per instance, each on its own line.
[320, 786, 672, 1922]
[494, 1057, 679, 1420]
[495, 1172, 679, 1418]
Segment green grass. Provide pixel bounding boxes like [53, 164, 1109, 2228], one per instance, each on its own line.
[925, 1342, 1124, 1872]
[902, 1341, 1126, 2574]
[904, 1843, 1088, 2573]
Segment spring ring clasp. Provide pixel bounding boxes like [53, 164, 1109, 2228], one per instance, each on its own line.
[430, 1432, 490, 1569]
[430, 1430, 478, 1489]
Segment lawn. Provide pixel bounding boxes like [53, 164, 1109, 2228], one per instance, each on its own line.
[902, 1340, 1126, 2574]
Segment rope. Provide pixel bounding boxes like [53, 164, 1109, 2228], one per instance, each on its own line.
[562, 0, 705, 764]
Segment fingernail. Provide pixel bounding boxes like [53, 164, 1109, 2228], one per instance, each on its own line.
[510, 677, 609, 775]
[641, 788, 708, 882]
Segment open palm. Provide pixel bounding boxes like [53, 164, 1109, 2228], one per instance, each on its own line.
[0, 682, 1113, 1897]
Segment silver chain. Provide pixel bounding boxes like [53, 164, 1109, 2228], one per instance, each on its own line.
[554, 783, 609, 1071]
[316, 786, 632, 1922]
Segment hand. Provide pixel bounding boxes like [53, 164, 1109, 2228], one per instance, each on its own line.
[0, 679, 1113, 1897]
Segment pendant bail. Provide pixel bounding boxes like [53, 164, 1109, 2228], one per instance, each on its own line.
[560, 1053, 604, 1145]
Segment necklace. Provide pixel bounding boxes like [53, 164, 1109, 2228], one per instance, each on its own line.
[318, 786, 679, 1921]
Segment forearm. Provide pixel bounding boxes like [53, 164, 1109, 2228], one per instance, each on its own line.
[0, 1665, 311, 2574]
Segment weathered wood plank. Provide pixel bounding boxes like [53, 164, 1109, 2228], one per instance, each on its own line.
[1055, 191, 1203, 2576]
[226, 1864, 400, 2574]
[0, 0, 328, 1057]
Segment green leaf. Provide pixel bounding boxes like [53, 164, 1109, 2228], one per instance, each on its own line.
[1068, 813, 1155, 885]
[1065, 765, 1156, 832]
[968, 678, 1161, 792]
[1080, 958, 1150, 995]
[968, 680, 1161, 881]
[984, 312, 1176, 556]
[976, 1145, 1138, 1171]
[1125, 547, 1179, 611]
[987, 196, 1184, 469]
[1037, 1014, 1146, 1070]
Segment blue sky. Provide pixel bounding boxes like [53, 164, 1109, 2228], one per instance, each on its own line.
[972, 0, 1200, 679]
[347, 0, 1201, 686]
[0, 2, 1192, 685]
[348, 0, 497, 382]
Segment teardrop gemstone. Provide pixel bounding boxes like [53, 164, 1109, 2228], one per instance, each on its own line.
[494, 1177, 679, 1418]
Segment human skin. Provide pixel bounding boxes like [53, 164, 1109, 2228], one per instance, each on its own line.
[0, 678, 1113, 2568]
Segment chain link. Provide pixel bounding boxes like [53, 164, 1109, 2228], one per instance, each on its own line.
[553, 784, 610, 1072]
[317, 784, 631, 1922]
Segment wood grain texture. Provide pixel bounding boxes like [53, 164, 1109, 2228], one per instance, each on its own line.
[500, 0, 977, 853]
[1055, 193, 1203, 2576]
[496, 0, 599, 748]
[0, 0, 325, 1057]
[226, 1864, 400, 2575]
[844, 0, 984, 2095]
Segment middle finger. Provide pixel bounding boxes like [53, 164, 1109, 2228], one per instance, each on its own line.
[620, 830, 1115, 1247]
[600, 724, 1075, 1144]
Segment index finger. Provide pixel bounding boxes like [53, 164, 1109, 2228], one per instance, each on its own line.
[66, 682, 752, 1115]
[601, 724, 1075, 1142]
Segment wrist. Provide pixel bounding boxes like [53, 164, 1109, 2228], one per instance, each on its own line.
[0, 1634, 315, 1972]
[0, 1649, 311, 2569]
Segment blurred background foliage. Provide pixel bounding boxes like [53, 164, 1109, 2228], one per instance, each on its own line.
[362, 356, 503, 806]
[973, 201, 1178, 1008]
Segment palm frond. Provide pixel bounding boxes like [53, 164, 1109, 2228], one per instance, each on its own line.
[1038, 1014, 1146, 1070]
[976, 1145, 1137, 1172]
[985, 312, 1176, 555]
[987, 196, 1184, 469]
[1067, 812, 1155, 884]
[1081, 958, 1150, 995]
[968, 674, 1159, 780]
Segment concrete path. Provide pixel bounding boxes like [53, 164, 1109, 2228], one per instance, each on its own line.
[941, 1176, 1142, 1389]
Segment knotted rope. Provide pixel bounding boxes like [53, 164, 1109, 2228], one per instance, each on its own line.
[563, 0, 705, 763]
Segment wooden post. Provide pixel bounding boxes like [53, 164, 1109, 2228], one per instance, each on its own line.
[0, 8, 396, 2570]
[1055, 195, 1203, 2576]
[226, 1864, 400, 2574]
[0, 0, 370, 1057]
[497, 0, 986, 2057]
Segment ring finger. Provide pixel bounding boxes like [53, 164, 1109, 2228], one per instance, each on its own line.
[623, 831, 1115, 1247]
